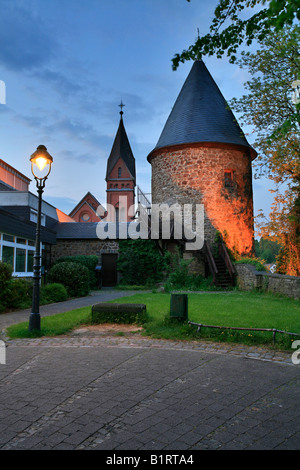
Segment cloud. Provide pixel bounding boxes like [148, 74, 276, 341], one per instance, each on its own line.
[33, 69, 83, 97]
[0, 1, 57, 71]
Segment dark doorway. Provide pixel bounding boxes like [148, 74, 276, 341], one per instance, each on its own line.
[101, 253, 118, 286]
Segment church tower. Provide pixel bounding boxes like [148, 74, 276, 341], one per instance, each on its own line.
[147, 60, 257, 258]
[106, 103, 136, 222]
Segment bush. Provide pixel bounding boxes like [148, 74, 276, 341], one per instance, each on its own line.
[117, 240, 170, 286]
[165, 251, 216, 291]
[5, 278, 33, 309]
[48, 262, 90, 297]
[54, 255, 98, 288]
[0, 261, 13, 306]
[40, 283, 68, 303]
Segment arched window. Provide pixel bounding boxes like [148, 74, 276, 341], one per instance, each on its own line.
[118, 167, 122, 177]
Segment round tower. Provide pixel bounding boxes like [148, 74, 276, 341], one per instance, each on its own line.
[147, 60, 257, 258]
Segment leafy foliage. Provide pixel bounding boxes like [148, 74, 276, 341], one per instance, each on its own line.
[229, 24, 300, 275]
[172, 0, 300, 68]
[255, 238, 281, 263]
[0, 262, 33, 310]
[117, 239, 170, 286]
[54, 255, 99, 288]
[0, 261, 13, 309]
[48, 261, 90, 297]
[40, 283, 68, 303]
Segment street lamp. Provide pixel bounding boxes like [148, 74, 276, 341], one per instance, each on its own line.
[29, 145, 53, 331]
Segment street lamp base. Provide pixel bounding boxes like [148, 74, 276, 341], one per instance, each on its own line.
[29, 313, 41, 331]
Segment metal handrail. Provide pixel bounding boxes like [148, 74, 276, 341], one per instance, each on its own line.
[219, 241, 236, 277]
[188, 321, 300, 344]
[204, 240, 218, 282]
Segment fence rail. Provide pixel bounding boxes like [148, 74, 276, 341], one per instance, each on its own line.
[188, 321, 300, 344]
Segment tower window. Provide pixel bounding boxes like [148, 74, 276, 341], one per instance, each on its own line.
[224, 170, 234, 188]
[118, 167, 122, 177]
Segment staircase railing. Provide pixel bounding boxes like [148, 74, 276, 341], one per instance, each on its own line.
[137, 186, 151, 215]
[218, 241, 236, 285]
[204, 240, 218, 283]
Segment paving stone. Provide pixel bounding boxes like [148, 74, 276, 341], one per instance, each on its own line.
[0, 291, 299, 451]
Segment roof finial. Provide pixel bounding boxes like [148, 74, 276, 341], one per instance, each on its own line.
[119, 100, 125, 117]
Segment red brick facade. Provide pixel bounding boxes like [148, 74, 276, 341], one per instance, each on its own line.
[69, 192, 103, 223]
[106, 157, 135, 222]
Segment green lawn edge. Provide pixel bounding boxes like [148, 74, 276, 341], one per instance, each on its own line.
[5, 291, 300, 351]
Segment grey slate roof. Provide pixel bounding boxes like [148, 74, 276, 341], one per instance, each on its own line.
[55, 222, 135, 239]
[149, 60, 256, 156]
[106, 116, 136, 180]
[55, 222, 99, 239]
[0, 181, 17, 191]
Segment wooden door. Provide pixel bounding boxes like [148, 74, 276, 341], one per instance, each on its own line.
[101, 254, 118, 286]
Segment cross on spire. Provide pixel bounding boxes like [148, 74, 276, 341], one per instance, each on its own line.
[119, 100, 125, 116]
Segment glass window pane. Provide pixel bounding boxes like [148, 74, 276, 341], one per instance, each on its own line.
[16, 248, 26, 272]
[2, 246, 14, 267]
[3, 234, 14, 242]
[27, 251, 34, 272]
[16, 237, 27, 245]
[28, 240, 35, 246]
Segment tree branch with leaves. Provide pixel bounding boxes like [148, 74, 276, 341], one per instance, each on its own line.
[229, 24, 300, 275]
[172, 0, 300, 68]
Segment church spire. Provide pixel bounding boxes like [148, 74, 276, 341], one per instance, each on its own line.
[119, 100, 125, 118]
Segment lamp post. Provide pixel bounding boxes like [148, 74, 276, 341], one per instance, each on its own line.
[29, 145, 53, 331]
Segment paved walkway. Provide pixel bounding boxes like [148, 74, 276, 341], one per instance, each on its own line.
[0, 290, 299, 451]
[0, 288, 146, 330]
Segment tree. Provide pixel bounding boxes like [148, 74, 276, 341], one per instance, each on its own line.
[229, 25, 300, 275]
[172, 0, 300, 69]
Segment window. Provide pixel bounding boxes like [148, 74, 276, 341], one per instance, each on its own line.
[0, 233, 36, 276]
[80, 212, 90, 222]
[224, 170, 234, 188]
[27, 251, 34, 272]
[118, 167, 122, 177]
[16, 248, 26, 272]
[3, 234, 14, 242]
[2, 245, 14, 267]
[30, 209, 46, 226]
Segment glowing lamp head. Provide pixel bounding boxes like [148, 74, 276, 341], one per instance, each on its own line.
[30, 145, 53, 180]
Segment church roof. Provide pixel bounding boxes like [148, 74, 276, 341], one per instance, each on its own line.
[149, 60, 256, 157]
[69, 191, 104, 217]
[106, 115, 136, 180]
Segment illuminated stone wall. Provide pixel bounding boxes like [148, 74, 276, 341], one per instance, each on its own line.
[149, 142, 255, 256]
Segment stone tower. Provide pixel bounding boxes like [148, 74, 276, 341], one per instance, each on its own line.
[147, 60, 257, 259]
[106, 104, 136, 222]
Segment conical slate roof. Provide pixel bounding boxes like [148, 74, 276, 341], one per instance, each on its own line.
[149, 60, 255, 157]
[106, 115, 136, 180]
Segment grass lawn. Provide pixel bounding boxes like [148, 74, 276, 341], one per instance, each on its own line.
[6, 291, 300, 350]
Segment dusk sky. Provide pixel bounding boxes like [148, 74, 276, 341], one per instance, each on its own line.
[0, 0, 276, 234]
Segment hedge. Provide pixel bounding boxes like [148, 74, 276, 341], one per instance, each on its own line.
[48, 261, 90, 297]
[54, 255, 98, 288]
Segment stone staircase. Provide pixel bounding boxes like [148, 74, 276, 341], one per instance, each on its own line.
[213, 255, 234, 288]
[204, 240, 236, 289]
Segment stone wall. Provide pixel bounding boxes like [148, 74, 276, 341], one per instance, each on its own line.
[236, 263, 300, 300]
[52, 239, 119, 264]
[149, 141, 255, 256]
